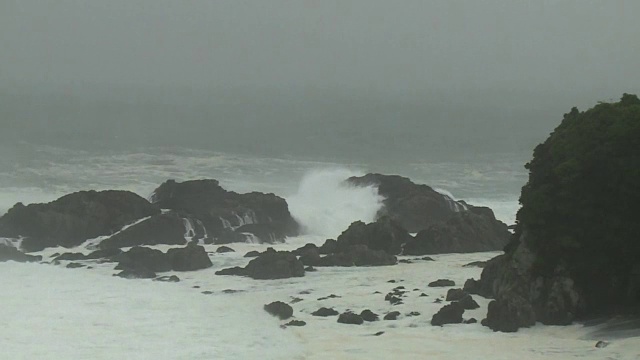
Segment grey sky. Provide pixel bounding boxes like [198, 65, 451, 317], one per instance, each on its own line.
[1, 1, 639, 161]
[2, 1, 638, 98]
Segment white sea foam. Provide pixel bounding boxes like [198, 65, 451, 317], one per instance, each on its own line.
[287, 168, 384, 239]
[3, 247, 637, 360]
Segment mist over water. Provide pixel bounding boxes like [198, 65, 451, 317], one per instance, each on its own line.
[287, 168, 384, 239]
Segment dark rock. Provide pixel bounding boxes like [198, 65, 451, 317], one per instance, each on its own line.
[429, 279, 455, 287]
[434, 299, 442, 304]
[243, 248, 304, 280]
[312, 307, 339, 317]
[420, 293, 428, 297]
[337, 312, 364, 325]
[290, 297, 303, 304]
[383, 311, 401, 320]
[431, 302, 465, 326]
[446, 288, 469, 301]
[595, 341, 609, 348]
[155, 275, 180, 282]
[115, 246, 172, 273]
[167, 244, 213, 271]
[403, 207, 510, 255]
[202, 291, 214, 295]
[66, 262, 85, 269]
[483, 293, 536, 332]
[407, 311, 421, 317]
[421, 256, 435, 261]
[0, 191, 160, 252]
[346, 173, 465, 233]
[319, 239, 338, 254]
[215, 266, 245, 276]
[458, 295, 480, 310]
[304, 266, 317, 272]
[244, 250, 261, 258]
[387, 280, 397, 283]
[150, 179, 299, 243]
[465, 318, 478, 324]
[285, 320, 306, 327]
[222, 289, 242, 294]
[374, 331, 385, 336]
[99, 213, 187, 249]
[0, 245, 42, 263]
[317, 294, 340, 301]
[264, 301, 293, 320]
[297, 245, 322, 267]
[335, 216, 412, 255]
[347, 173, 510, 250]
[216, 246, 235, 253]
[463, 278, 482, 297]
[399, 259, 412, 264]
[463, 261, 488, 268]
[360, 310, 379, 322]
[115, 267, 156, 279]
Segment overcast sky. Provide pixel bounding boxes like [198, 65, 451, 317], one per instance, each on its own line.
[2, 1, 639, 101]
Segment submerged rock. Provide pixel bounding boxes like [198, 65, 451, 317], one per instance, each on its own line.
[428, 279, 455, 287]
[0, 245, 42, 263]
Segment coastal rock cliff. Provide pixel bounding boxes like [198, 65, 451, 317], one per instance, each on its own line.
[476, 94, 640, 332]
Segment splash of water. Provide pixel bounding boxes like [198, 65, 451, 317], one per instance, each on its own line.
[287, 168, 384, 239]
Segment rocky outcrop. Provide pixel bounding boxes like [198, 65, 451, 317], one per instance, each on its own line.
[477, 96, 640, 332]
[347, 173, 467, 233]
[150, 179, 299, 244]
[99, 213, 187, 249]
[114, 244, 212, 275]
[482, 293, 536, 332]
[0, 244, 42, 263]
[334, 216, 411, 255]
[431, 302, 464, 326]
[477, 235, 585, 332]
[296, 243, 396, 267]
[167, 243, 213, 271]
[0, 190, 160, 252]
[216, 248, 304, 280]
[403, 207, 510, 255]
[346, 174, 510, 254]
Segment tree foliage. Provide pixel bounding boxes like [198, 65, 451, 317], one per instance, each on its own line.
[514, 94, 640, 308]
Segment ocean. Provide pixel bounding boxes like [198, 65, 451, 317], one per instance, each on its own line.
[2, 142, 636, 359]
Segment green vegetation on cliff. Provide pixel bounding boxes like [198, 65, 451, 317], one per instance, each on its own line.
[514, 93, 640, 310]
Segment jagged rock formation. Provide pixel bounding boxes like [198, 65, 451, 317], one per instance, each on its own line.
[0, 190, 160, 252]
[347, 174, 510, 254]
[150, 179, 299, 244]
[475, 94, 640, 332]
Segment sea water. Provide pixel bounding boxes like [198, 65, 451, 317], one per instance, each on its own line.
[4, 143, 637, 359]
